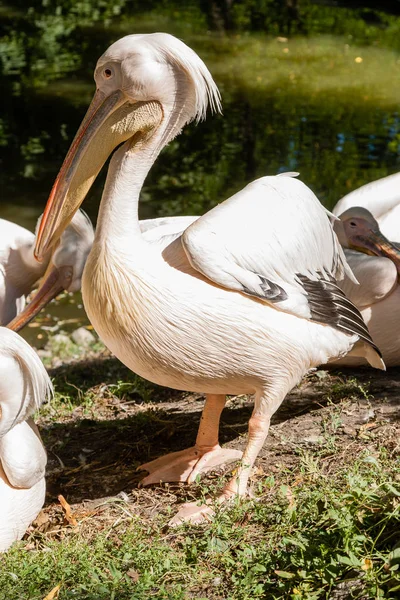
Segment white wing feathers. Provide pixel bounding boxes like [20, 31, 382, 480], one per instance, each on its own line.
[333, 172, 400, 222]
[340, 249, 397, 308]
[182, 176, 381, 357]
[333, 172, 400, 242]
[182, 176, 353, 319]
[140, 216, 199, 249]
[140, 216, 198, 235]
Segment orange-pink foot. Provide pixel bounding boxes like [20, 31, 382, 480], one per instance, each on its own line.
[168, 501, 215, 526]
[138, 445, 242, 486]
[168, 477, 252, 526]
[168, 486, 241, 526]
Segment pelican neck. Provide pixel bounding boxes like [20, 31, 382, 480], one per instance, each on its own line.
[94, 140, 157, 249]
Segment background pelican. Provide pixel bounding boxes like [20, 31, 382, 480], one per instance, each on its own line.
[333, 171, 400, 240]
[331, 177, 400, 366]
[0, 326, 51, 551]
[0, 210, 94, 329]
[28, 33, 383, 524]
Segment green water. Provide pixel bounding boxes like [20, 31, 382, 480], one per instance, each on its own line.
[1, 26, 400, 345]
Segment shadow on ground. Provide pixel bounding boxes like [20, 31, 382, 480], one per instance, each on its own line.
[41, 358, 400, 506]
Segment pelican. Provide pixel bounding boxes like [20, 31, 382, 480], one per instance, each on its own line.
[330, 175, 400, 366]
[333, 171, 400, 240]
[0, 327, 51, 551]
[0, 209, 94, 330]
[26, 33, 384, 524]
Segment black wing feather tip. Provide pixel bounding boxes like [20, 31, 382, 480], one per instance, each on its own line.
[297, 273, 382, 358]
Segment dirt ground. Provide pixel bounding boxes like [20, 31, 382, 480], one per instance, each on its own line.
[28, 356, 400, 541]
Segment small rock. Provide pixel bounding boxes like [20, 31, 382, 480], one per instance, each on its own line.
[303, 435, 322, 445]
[71, 327, 95, 347]
[359, 408, 375, 423]
[37, 349, 52, 359]
[342, 426, 356, 437]
[117, 491, 130, 502]
[51, 333, 71, 346]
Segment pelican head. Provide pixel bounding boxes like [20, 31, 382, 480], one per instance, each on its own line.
[34, 33, 221, 260]
[334, 206, 400, 276]
[7, 210, 94, 332]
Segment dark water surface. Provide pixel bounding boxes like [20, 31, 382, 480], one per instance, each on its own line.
[2, 33, 400, 345]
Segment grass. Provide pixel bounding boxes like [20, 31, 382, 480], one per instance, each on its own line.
[205, 34, 400, 109]
[1, 335, 399, 599]
[1, 447, 399, 599]
[41, 13, 400, 113]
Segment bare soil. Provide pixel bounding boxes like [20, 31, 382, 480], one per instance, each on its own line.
[29, 358, 400, 541]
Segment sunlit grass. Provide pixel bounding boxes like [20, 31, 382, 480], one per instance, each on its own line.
[1, 447, 399, 599]
[108, 12, 400, 111]
[40, 16, 400, 112]
[1, 339, 399, 598]
[206, 34, 400, 109]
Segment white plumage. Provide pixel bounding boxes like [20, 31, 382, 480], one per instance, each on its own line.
[332, 175, 400, 366]
[333, 172, 400, 240]
[140, 171, 400, 368]
[29, 33, 383, 524]
[0, 327, 51, 551]
[181, 174, 355, 319]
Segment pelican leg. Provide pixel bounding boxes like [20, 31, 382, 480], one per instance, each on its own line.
[168, 412, 270, 526]
[222, 414, 270, 497]
[138, 394, 242, 485]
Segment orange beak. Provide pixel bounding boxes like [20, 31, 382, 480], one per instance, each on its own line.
[34, 88, 128, 261]
[6, 265, 73, 332]
[349, 230, 400, 279]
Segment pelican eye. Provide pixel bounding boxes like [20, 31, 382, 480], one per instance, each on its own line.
[104, 68, 112, 79]
[349, 221, 357, 228]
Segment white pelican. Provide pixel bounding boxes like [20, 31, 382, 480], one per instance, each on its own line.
[333, 171, 400, 240]
[331, 176, 400, 366]
[0, 327, 51, 551]
[28, 33, 384, 524]
[0, 209, 94, 330]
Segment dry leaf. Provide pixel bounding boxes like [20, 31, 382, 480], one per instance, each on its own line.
[127, 569, 140, 582]
[33, 510, 50, 528]
[24, 542, 36, 550]
[293, 476, 304, 487]
[285, 486, 296, 509]
[43, 584, 61, 600]
[360, 422, 377, 431]
[250, 466, 265, 479]
[58, 494, 78, 526]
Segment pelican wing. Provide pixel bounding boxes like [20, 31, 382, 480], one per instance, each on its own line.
[340, 249, 397, 308]
[141, 216, 198, 248]
[182, 175, 379, 351]
[140, 216, 198, 235]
